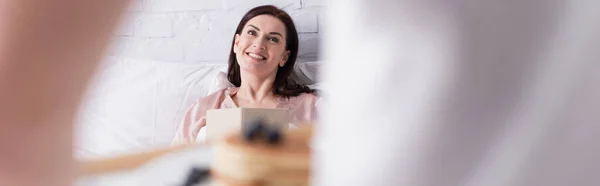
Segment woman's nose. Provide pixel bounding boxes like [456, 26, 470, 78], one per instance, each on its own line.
[252, 38, 266, 50]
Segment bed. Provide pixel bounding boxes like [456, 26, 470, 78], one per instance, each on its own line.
[74, 57, 322, 160]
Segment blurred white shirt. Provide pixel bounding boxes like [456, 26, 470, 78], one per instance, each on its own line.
[315, 0, 600, 186]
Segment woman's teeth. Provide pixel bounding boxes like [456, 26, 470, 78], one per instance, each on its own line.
[248, 53, 265, 60]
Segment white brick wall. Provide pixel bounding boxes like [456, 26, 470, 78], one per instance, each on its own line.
[110, 0, 323, 63]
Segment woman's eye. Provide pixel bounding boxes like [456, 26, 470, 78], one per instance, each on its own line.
[247, 30, 257, 36]
[268, 37, 279, 43]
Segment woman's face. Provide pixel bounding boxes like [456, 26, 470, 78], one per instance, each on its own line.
[234, 15, 290, 78]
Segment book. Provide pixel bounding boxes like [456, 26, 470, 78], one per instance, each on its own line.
[205, 108, 289, 141]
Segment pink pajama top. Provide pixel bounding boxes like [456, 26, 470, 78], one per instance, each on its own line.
[172, 87, 320, 145]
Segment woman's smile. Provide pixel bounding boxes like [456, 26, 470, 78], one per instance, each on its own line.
[245, 51, 267, 61]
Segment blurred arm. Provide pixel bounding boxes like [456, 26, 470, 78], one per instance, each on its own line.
[0, 0, 129, 185]
[316, 0, 600, 186]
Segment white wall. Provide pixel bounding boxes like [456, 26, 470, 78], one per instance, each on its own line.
[108, 0, 324, 63]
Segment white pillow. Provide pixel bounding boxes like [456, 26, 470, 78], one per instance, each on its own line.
[75, 58, 321, 159]
[207, 71, 234, 95]
[75, 58, 226, 159]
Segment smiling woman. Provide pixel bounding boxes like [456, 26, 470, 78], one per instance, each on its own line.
[171, 5, 320, 145]
[228, 6, 311, 97]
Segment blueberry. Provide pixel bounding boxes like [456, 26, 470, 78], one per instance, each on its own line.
[182, 167, 210, 186]
[266, 127, 283, 144]
[243, 119, 266, 141]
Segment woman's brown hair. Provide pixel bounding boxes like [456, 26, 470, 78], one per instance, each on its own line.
[227, 5, 314, 97]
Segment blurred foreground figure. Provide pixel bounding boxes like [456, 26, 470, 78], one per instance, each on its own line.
[316, 0, 600, 186]
[0, 1, 129, 186]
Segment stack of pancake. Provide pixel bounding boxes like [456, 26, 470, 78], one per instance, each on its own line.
[210, 127, 312, 186]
